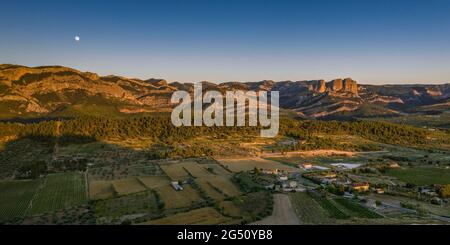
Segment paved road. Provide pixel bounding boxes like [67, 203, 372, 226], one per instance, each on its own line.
[251, 194, 300, 225]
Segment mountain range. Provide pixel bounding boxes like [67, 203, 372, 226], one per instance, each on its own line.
[0, 64, 449, 120]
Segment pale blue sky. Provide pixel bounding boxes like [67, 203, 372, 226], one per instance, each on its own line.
[1, 0, 450, 84]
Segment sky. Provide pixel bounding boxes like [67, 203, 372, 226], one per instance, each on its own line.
[1, 0, 450, 84]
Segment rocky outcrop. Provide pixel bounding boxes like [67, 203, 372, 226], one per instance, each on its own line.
[308, 80, 326, 93]
[343, 78, 358, 94]
[325, 78, 358, 95]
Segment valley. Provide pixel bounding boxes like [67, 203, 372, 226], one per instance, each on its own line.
[0, 65, 449, 225]
[0, 113, 449, 225]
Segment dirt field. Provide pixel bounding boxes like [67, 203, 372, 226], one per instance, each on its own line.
[137, 176, 171, 189]
[201, 163, 232, 176]
[159, 164, 190, 180]
[181, 162, 212, 177]
[216, 157, 298, 172]
[89, 180, 115, 200]
[196, 179, 226, 201]
[251, 194, 300, 225]
[112, 178, 147, 196]
[154, 185, 202, 209]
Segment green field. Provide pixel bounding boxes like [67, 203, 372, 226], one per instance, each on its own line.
[289, 192, 330, 224]
[93, 190, 161, 224]
[386, 167, 450, 185]
[309, 193, 350, 219]
[333, 198, 382, 219]
[29, 172, 87, 215]
[0, 180, 40, 222]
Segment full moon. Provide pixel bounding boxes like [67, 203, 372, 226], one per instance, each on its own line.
[74, 36, 80, 42]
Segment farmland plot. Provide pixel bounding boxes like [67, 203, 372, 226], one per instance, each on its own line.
[138, 176, 171, 189]
[112, 178, 147, 196]
[196, 179, 226, 201]
[142, 207, 233, 225]
[30, 172, 87, 215]
[159, 164, 190, 181]
[289, 192, 330, 224]
[89, 180, 115, 200]
[333, 198, 382, 219]
[201, 163, 232, 176]
[386, 166, 450, 185]
[88, 162, 164, 181]
[154, 185, 203, 210]
[93, 191, 160, 223]
[216, 157, 297, 172]
[0, 180, 40, 222]
[181, 162, 212, 178]
[207, 177, 241, 197]
[309, 193, 349, 219]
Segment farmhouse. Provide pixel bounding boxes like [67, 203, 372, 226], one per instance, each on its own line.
[295, 187, 306, 192]
[171, 181, 183, 191]
[321, 178, 337, 185]
[389, 162, 400, 168]
[278, 175, 288, 181]
[265, 184, 275, 190]
[313, 165, 330, 171]
[262, 169, 279, 175]
[352, 182, 370, 192]
[289, 181, 298, 188]
[420, 188, 437, 197]
[300, 163, 313, 170]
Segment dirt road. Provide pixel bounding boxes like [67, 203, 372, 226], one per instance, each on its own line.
[251, 194, 300, 225]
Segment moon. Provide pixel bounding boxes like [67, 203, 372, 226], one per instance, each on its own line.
[74, 36, 80, 42]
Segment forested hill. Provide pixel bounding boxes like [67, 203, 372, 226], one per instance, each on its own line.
[0, 116, 448, 149]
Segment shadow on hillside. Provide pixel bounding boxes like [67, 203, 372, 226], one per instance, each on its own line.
[0, 116, 74, 124]
[0, 133, 154, 180]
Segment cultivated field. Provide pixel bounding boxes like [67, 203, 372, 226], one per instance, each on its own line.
[201, 163, 232, 176]
[216, 157, 297, 172]
[182, 162, 212, 177]
[29, 172, 87, 215]
[207, 176, 241, 197]
[93, 190, 160, 224]
[154, 185, 203, 210]
[309, 193, 349, 219]
[196, 179, 226, 201]
[88, 162, 165, 181]
[141, 207, 233, 225]
[333, 198, 382, 219]
[159, 163, 190, 180]
[111, 178, 147, 196]
[289, 192, 330, 224]
[89, 180, 115, 200]
[89, 177, 148, 199]
[137, 176, 171, 189]
[386, 166, 450, 185]
[0, 180, 40, 222]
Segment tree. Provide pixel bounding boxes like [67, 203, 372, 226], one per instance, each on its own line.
[439, 184, 450, 198]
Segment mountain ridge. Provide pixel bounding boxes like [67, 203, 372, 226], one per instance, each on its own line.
[0, 64, 449, 119]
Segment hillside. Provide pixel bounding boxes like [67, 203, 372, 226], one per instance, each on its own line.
[0, 64, 449, 120]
